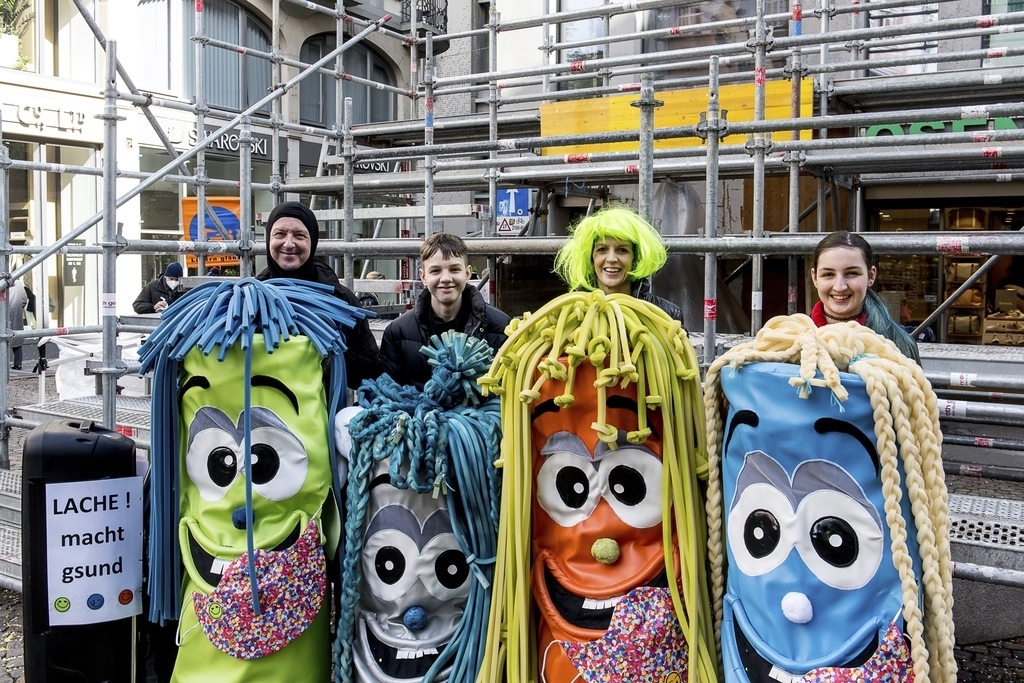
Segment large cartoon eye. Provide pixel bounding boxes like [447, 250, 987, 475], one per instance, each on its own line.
[186, 429, 241, 501]
[537, 451, 601, 527]
[599, 448, 663, 529]
[744, 509, 781, 559]
[248, 426, 307, 501]
[557, 467, 591, 509]
[207, 446, 237, 488]
[420, 535, 472, 603]
[375, 546, 407, 585]
[727, 483, 797, 576]
[434, 548, 469, 590]
[809, 517, 858, 567]
[363, 530, 420, 603]
[795, 490, 883, 590]
[250, 443, 280, 485]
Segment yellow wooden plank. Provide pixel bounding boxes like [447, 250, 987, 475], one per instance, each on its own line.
[539, 79, 813, 155]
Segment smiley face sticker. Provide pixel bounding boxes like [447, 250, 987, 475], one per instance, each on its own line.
[207, 602, 224, 620]
[87, 594, 105, 610]
[53, 597, 71, 613]
[119, 589, 135, 605]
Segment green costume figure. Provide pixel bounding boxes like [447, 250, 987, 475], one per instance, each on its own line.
[139, 278, 371, 682]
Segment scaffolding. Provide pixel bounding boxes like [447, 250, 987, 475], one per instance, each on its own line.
[0, 0, 1023, 459]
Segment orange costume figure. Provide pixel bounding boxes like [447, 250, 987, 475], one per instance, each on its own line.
[478, 290, 717, 683]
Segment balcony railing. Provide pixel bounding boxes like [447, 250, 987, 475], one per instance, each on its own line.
[402, 0, 447, 35]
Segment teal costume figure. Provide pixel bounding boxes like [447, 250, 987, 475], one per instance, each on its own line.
[333, 331, 501, 683]
[139, 278, 371, 682]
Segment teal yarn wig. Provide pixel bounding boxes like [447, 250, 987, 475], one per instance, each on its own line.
[334, 331, 502, 683]
[553, 204, 668, 291]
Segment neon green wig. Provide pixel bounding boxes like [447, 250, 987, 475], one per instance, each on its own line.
[553, 204, 669, 291]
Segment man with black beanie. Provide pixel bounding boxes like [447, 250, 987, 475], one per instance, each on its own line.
[255, 201, 382, 389]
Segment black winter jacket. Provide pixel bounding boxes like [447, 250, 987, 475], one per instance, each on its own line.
[632, 278, 684, 325]
[133, 277, 182, 314]
[255, 262, 383, 390]
[381, 284, 510, 389]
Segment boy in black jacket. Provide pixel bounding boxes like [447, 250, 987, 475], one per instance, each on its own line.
[380, 233, 510, 389]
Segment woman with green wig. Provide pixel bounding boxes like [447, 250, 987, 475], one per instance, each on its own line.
[554, 204, 683, 323]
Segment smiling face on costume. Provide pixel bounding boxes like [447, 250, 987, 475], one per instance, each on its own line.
[269, 217, 312, 272]
[353, 459, 470, 682]
[811, 247, 876, 321]
[178, 335, 332, 591]
[719, 363, 919, 682]
[591, 238, 634, 295]
[529, 362, 668, 682]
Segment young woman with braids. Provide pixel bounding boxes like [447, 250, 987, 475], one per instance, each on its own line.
[554, 204, 684, 323]
[810, 230, 921, 363]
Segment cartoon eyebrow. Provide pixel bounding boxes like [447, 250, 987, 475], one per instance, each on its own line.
[252, 375, 299, 414]
[178, 375, 210, 406]
[725, 409, 759, 454]
[531, 399, 560, 422]
[814, 418, 880, 476]
[605, 394, 660, 439]
[364, 505, 453, 551]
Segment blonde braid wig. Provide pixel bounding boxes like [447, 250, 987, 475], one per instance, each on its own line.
[477, 290, 717, 683]
[703, 314, 955, 683]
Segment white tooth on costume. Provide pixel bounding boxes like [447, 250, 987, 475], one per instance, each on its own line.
[210, 558, 228, 575]
[396, 647, 439, 660]
[582, 596, 623, 610]
[768, 665, 801, 683]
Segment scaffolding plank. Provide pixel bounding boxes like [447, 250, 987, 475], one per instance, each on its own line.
[14, 396, 151, 445]
[314, 205, 488, 221]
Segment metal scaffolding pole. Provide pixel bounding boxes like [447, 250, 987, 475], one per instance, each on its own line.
[100, 43, 121, 430]
[634, 74, 660, 224]
[702, 57, 725, 367]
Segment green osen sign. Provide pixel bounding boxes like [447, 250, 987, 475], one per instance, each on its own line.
[864, 118, 1023, 136]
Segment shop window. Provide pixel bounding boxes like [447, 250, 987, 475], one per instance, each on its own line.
[983, 0, 1024, 67]
[183, 0, 271, 115]
[299, 35, 396, 127]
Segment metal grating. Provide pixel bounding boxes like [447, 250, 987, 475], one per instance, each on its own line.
[0, 523, 20, 563]
[949, 494, 1024, 523]
[948, 494, 1024, 549]
[0, 469, 20, 497]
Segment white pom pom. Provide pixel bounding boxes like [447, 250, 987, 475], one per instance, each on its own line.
[781, 592, 813, 624]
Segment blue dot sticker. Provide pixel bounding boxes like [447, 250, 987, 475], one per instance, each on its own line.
[87, 593, 105, 610]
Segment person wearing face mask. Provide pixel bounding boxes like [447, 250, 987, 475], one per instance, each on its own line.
[810, 230, 920, 363]
[554, 204, 683, 323]
[133, 261, 184, 314]
[255, 200, 382, 390]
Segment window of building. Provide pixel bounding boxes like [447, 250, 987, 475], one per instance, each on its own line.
[865, 3, 938, 75]
[557, 0, 605, 91]
[0, 0, 36, 70]
[183, 0, 271, 115]
[640, 1, 789, 81]
[299, 34, 396, 127]
[983, 0, 1024, 67]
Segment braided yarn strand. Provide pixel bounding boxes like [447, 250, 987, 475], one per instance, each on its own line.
[477, 291, 716, 683]
[703, 315, 955, 683]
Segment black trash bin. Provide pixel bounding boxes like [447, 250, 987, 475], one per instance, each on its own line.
[22, 419, 140, 683]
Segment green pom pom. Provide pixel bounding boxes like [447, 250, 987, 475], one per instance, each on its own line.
[591, 538, 620, 565]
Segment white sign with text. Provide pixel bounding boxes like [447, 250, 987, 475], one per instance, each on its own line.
[45, 476, 144, 625]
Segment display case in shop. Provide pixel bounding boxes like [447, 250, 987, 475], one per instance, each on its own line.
[943, 254, 986, 344]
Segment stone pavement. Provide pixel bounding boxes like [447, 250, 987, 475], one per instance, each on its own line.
[0, 372, 1023, 682]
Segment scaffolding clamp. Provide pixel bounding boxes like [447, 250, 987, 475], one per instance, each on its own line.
[696, 110, 729, 141]
[745, 133, 773, 156]
[745, 25, 775, 54]
[782, 151, 806, 165]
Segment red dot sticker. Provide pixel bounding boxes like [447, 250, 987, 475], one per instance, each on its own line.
[118, 590, 134, 605]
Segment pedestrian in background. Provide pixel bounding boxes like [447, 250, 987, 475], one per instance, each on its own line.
[8, 278, 27, 370]
[133, 262, 184, 314]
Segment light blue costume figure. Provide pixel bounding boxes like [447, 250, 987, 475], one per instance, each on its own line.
[333, 331, 501, 683]
[139, 278, 370, 682]
[703, 316, 956, 683]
